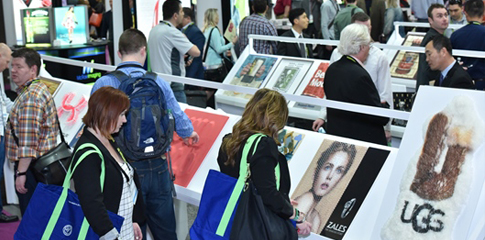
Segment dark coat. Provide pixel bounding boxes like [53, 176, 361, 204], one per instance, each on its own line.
[324, 55, 390, 146]
[71, 129, 146, 236]
[434, 62, 475, 89]
[416, 27, 441, 91]
[276, 30, 314, 58]
[184, 23, 206, 80]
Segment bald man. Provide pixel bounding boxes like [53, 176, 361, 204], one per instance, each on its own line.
[0, 43, 17, 223]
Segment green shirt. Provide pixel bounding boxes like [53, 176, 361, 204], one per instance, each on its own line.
[333, 5, 364, 40]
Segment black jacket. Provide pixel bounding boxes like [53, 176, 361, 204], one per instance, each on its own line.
[324, 55, 390, 145]
[277, 30, 314, 58]
[416, 27, 441, 91]
[184, 23, 206, 80]
[71, 128, 145, 236]
[434, 62, 475, 89]
[218, 134, 293, 218]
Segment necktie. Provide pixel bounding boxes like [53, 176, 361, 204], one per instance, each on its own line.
[299, 35, 306, 58]
[439, 74, 444, 86]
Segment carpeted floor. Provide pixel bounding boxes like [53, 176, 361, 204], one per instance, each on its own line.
[0, 210, 20, 240]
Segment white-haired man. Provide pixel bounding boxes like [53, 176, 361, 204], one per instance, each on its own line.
[323, 23, 390, 146]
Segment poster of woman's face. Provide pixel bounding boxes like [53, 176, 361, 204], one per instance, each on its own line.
[292, 140, 368, 234]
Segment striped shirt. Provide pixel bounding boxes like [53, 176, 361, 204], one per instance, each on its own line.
[6, 80, 59, 161]
[238, 14, 278, 54]
[91, 61, 194, 138]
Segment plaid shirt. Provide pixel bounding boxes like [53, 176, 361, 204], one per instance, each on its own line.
[6, 80, 58, 161]
[238, 14, 278, 54]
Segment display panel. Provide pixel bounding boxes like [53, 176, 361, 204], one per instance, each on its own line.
[291, 139, 389, 237]
[263, 58, 313, 94]
[53, 6, 89, 45]
[374, 87, 485, 240]
[169, 109, 230, 188]
[21, 8, 53, 47]
[290, 62, 330, 111]
[389, 33, 424, 80]
[223, 54, 278, 99]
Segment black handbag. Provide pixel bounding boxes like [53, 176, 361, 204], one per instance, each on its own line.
[203, 27, 231, 83]
[230, 142, 298, 240]
[10, 113, 71, 186]
[185, 90, 208, 108]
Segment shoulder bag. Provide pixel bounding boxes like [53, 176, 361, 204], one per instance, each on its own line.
[10, 108, 71, 186]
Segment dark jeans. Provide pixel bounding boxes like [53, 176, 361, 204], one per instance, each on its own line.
[14, 161, 37, 216]
[131, 158, 176, 240]
[173, 90, 187, 103]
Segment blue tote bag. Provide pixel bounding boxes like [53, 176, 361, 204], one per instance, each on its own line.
[14, 143, 124, 240]
[190, 134, 265, 240]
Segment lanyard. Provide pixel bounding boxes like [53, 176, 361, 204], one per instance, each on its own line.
[161, 21, 172, 27]
[182, 22, 194, 33]
[469, 21, 481, 25]
[20, 79, 39, 95]
[346, 55, 357, 63]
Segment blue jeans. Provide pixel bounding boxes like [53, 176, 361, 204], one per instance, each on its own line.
[0, 136, 4, 211]
[173, 90, 187, 103]
[131, 158, 177, 240]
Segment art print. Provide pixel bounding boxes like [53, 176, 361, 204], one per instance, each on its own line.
[263, 58, 312, 94]
[277, 129, 304, 162]
[389, 33, 424, 80]
[292, 62, 330, 111]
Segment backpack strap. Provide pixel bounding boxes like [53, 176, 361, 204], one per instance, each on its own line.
[110, 70, 130, 84]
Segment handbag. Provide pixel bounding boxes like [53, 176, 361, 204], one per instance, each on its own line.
[203, 28, 230, 82]
[89, 12, 103, 27]
[230, 141, 298, 240]
[185, 90, 208, 108]
[14, 143, 124, 240]
[9, 111, 71, 186]
[190, 134, 265, 240]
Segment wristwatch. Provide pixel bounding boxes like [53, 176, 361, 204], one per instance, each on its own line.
[15, 170, 27, 177]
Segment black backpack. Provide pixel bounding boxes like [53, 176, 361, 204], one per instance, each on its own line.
[110, 69, 175, 160]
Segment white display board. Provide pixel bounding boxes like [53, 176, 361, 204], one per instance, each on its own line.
[372, 86, 485, 240]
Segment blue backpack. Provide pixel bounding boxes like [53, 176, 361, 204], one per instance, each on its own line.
[110, 70, 175, 160]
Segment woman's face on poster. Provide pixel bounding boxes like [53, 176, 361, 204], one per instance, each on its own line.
[312, 151, 350, 197]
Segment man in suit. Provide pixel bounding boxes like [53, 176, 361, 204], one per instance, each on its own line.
[415, 3, 449, 91]
[181, 7, 205, 88]
[323, 23, 390, 145]
[425, 34, 475, 89]
[277, 8, 314, 58]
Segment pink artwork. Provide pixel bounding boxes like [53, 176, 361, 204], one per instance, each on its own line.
[169, 109, 229, 188]
[57, 92, 87, 126]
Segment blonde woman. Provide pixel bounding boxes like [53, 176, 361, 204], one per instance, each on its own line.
[383, 0, 404, 38]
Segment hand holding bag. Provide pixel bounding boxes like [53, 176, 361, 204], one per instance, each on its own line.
[190, 133, 265, 240]
[14, 143, 124, 240]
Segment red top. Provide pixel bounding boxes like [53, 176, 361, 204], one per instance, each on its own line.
[273, 0, 292, 16]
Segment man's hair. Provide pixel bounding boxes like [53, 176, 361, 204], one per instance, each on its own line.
[346, 0, 357, 3]
[351, 12, 370, 23]
[427, 3, 446, 19]
[119, 29, 147, 55]
[183, 7, 194, 21]
[464, 0, 484, 18]
[252, 0, 268, 14]
[448, 0, 462, 7]
[289, 8, 306, 25]
[11, 47, 41, 75]
[162, 0, 181, 20]
[430, 34, 453, 55]
[338, 23, 371, 56]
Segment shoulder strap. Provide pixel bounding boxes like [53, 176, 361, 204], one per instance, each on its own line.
[110, 70, 129, 84]
[215, 133, 265, 237]
[203, 27, 216, 62]
[351, 7, 356, 16]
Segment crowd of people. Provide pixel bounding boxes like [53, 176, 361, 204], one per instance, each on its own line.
[0, 0, 483, 239]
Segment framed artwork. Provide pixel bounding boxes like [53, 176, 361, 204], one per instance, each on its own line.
[39, 77, 62, 96]
[277, 129, 305, 162]
[291, 139, 389, 238]
[223, 55, 278, 99]
[389, 33, 424, 80]
[263, 58, 313, 93]
[169, 109, 230, 187]
[375, 87, 485, 240]
[289, 62, 330, 111]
